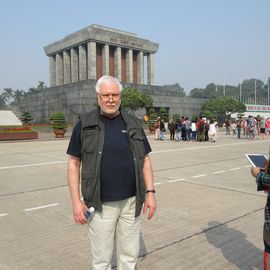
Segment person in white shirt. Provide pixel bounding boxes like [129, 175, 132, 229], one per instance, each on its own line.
[191, 120, 197, 141]
[232, 122, 237, 135]
[208, 119, 217, 142]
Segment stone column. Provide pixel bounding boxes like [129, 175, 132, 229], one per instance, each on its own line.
[102, 44, 109, 75]
[79, 45, 87, 81]
[63, 50, 71, 84]
[127, 49, 133, 83]
[137, 51, 144, 84]
[114, 47, 121, 81]
[56, 53, 63, 86]
[87, 41, 96, 80]
[147, 53, 154, 85]
[71, 48, 79, 82]
[49, 56, 56, 87]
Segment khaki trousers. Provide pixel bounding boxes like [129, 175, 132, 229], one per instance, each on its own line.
[88, 196, 140, 270]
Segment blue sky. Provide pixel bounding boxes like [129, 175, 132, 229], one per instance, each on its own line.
[0, 0, 269, 93]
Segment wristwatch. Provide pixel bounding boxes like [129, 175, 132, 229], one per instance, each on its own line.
[146, 189, 156, 193]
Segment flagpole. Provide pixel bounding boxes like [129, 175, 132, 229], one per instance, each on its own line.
[254, 79, 256, 105]
[240, 80, 242, 102]
[223, 76, 225, 96]
[267, 80, 269, 106]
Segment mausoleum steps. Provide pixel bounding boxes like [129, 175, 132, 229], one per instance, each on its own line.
[0, 110, 22, 126]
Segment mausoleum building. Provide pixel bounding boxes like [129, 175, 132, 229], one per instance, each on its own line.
[44, 24, 159, 86]
[18, 24, 206, 123]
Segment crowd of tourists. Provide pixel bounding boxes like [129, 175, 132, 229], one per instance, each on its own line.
[153, 116, 218, 142]
[153, 115, 270, 142]
[224, 115, 270, 140]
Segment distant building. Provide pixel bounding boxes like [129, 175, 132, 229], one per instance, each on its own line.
[244, 104, 270, 118]
[231, 104, 270, 119]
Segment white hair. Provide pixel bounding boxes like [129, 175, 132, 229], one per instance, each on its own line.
[95, 75, 123, 93]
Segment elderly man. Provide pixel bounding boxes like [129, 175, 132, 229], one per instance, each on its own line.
[67, 75, 157, 270]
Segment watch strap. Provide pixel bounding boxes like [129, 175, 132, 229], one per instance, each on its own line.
[146, 189, 156, 193]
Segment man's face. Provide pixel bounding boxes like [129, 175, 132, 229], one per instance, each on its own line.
[97, 81, 121, 117]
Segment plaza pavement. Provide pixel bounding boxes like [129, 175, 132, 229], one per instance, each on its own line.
[0, 129, 269, 270]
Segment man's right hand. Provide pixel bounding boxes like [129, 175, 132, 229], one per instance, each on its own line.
[73, 200, 88, 225]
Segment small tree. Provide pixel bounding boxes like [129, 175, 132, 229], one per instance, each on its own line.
[158, 107, 168, 121]
[50, 112, 67, 130]
[172, 113, 180, 122]
[147, 108, 158, 128]
[20, 112, 33, 124]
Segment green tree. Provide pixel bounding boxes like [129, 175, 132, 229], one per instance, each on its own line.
[158, 107, 168, 121]
[190, 83, 238, 99]
[191, 114, 199, 122]
[147, 108, 157, 118]
[202, 96, 246, 118]
[2, 88, 14, 105]
[121, 87, 153, 115]
[37, 81, 47, 91]
[224, 85, 239, 97]
[0, 93, 7, 109]
[20, 112, 33, 124]
[172, 113, 180, 122]
[203, 110, 217, 120]
[204, 83, 219, 99]
[189, 78, 269, 103]
[189, 88, 207, 98]
[27, 87, 40, 95]
[26, 81, 47, 97]
[147, 108, 158, 128]
[241, 79, 264, 98]
[50, 112, 67, 129]
[11, 90, 25, 105]
[0, 81, 46, 108]
[162, 83, 185, 96]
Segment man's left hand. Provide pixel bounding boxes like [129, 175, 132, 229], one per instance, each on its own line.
[143, 193, 157, 220]
[251, 167, 260, 177]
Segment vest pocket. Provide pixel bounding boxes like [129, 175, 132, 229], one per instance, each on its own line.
[132, 135, 145, 159]
[81, 170, 94, 201]
[82, 129, 99, 154]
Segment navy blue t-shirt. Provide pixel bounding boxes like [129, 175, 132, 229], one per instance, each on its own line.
[66, 113, 151, 202]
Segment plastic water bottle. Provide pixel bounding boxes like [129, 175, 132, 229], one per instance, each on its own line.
[84, 207, 95, 220]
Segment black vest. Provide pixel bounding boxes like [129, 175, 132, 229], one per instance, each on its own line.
[80, 108, 147, 217]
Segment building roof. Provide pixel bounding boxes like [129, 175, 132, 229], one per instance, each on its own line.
[44, 24, 159, 55]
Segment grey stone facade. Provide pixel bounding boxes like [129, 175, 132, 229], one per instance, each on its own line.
[18, 80, 206, 124]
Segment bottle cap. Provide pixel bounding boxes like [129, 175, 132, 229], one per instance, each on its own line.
[89, 207, 95, 212]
